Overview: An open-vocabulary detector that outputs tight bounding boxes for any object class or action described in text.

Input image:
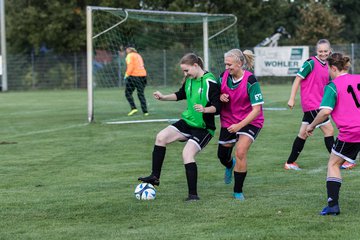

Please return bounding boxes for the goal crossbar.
[86,6,238,123]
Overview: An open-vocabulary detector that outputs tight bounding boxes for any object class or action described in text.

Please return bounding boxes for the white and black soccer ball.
[134,183,156,200]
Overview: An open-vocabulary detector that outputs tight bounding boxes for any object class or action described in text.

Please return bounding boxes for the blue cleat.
[320,205,340,216]
[233,192,245,201]
[224,158,235,184]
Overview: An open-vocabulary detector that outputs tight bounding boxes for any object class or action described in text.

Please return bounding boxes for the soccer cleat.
[233,192,245,201]
[138,174,160,186]
[144,112,149,116]
[127,109,138,116]
[224,157,235,184]
[284,162,301,170]
[340,161,356,170]
[185,194,200,202]
[320,205,340,216]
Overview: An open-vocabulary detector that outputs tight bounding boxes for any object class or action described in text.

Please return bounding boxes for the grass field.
[1,85,360,240]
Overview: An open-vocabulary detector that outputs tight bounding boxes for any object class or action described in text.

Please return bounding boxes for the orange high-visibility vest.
[125,52,147,77]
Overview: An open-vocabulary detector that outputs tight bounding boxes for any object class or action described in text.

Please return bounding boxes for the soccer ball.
[134,183,156,200]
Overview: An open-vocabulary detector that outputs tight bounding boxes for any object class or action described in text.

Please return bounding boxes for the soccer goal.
[86,6,239,123]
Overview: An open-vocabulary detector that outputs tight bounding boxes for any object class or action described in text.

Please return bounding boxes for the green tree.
[5,0,142,54]
[331,0,360,43]
[292,1,344,44]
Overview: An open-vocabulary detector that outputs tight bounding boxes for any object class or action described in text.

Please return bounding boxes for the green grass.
[1,85,360,240]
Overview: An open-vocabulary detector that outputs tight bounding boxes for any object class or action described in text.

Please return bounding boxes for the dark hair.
[327,52,351,71]
[180,53,204,70]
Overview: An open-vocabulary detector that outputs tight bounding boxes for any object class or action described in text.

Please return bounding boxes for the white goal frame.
[86,6,237,123]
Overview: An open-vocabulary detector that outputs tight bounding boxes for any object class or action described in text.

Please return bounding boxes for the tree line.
[5,0,359,54]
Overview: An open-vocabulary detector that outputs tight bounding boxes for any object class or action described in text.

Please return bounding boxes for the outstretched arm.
[153,91,177,101]
[305,108,332,136]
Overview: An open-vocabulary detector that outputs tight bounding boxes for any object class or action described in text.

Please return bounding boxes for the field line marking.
[104,119,179,125]
[307,165,327,174]
[10,123,88,138]
[263,107,287,111]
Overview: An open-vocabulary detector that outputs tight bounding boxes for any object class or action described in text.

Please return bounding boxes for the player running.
[217,49,264,200]
[305,53,360,215]
[285,39,335,170]
[138,53,221,201]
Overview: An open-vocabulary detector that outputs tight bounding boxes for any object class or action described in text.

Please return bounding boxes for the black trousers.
[125,76,148,113]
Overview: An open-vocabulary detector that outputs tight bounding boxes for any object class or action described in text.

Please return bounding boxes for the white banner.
[254,46,309,76]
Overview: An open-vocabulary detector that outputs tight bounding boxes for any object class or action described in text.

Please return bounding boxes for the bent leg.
[320,122,334,153]
[150,126,187,180]
[217,143,234,168]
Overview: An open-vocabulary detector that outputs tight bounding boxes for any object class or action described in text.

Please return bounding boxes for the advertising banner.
[254,46,309,76]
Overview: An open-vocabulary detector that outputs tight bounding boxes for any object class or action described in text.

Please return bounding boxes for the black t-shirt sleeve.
[207,81,221,114]
[174,82,186,101]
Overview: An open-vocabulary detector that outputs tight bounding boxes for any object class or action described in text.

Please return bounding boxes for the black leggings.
[125,76,148,113]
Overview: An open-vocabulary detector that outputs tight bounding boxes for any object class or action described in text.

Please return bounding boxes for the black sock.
[287,136,306,164]
[151,145,166,179]
[234,171,247,193]
[185,162,198,196]
[324,136,334,153]
[326,178,342,207]
[217,145,233,169]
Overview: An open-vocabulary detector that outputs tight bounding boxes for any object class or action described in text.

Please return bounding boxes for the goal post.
[86,6,238,123]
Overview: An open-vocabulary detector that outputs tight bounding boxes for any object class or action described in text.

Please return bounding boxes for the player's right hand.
[287,99,295,109]
[153,91,163,100]
[220,93,229,102]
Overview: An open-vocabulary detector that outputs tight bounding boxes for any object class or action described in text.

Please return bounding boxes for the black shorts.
[171,119,212,150]
[302,109,330,126]
[218,124,261,144]
[332,138,360,163]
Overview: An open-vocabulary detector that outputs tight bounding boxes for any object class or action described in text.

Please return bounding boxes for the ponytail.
[180,53,204,70]
[224,49,255,70]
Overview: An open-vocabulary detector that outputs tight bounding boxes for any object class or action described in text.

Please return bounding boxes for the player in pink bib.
[217,49,264,201]
[306,53,360,215]
[285,39,334,170]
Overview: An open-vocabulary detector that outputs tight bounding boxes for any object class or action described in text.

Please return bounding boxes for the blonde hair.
[126,47,137,53]
[224,49,255,70]
[316,39,331,50]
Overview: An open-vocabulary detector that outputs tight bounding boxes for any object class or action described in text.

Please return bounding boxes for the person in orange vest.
[124,45,149,116]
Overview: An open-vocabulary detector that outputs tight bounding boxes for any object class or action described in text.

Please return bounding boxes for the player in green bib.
[138,53,221,201]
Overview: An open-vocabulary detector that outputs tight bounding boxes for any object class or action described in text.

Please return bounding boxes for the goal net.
[86,6,239,123]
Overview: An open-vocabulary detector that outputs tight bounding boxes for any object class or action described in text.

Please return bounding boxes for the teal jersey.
[175,72,221,136]
[297,59,314,79]
[320,82,337,109]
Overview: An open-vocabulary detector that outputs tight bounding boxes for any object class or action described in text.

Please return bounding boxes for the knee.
[235,149,247,161]
[155,131,167,145]
[325,128,334,136]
